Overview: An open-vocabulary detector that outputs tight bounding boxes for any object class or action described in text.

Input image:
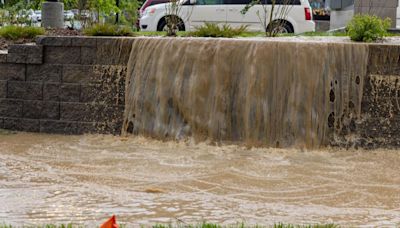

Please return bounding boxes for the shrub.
[347,14,391,42]
[83,23,134,36]
[0,26,45,40]
[189,23,248,38]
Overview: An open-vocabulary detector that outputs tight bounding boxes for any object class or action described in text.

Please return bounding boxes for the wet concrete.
[0,133,399,226]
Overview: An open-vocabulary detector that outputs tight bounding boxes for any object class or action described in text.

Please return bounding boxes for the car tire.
[157,16,185,32]
[268,20,294,34]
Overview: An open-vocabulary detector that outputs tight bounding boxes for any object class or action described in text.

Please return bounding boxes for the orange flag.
[100,215,119,228]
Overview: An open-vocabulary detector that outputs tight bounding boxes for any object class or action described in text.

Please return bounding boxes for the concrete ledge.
[36,36,72,46]
[71,37,97,47]
[37,36,135,65]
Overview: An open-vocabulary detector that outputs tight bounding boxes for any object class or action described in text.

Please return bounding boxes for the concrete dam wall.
[0,36,399,148]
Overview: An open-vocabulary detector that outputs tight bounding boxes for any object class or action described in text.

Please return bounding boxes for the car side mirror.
[190,0,196,5]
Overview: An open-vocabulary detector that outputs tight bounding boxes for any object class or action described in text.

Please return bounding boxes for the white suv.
[140,0,315,33]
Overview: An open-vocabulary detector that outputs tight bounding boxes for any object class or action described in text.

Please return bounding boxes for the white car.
[64,10,75,20]
[140,0,315,33]
[32,10,42,22]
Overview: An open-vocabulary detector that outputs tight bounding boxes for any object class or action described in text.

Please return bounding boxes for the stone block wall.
[0,37,134,134]
[358,44,400,148]
[1,36,400,149]
[331,44,400,148]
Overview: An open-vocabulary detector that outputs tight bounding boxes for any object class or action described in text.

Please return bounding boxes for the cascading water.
[122,38,369,148]
[2,37,400,226]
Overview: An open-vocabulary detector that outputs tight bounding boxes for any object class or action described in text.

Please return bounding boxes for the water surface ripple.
[0,133,399,226]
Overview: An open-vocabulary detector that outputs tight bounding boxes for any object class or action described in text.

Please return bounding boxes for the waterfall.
[122,37,369,148]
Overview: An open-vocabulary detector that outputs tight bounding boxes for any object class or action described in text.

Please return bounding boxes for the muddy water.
[123,38,369,148]
[1,133,399,226]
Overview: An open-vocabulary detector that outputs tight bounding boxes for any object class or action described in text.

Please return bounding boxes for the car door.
[225,0,267,31]
[188,0,227,30]
[397,0,400,28]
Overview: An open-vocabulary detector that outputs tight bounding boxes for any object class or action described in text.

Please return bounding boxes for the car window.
[196,0,223,5]
[262,0,301,4]
[149,0,169,6]
[224,0,300,4]
[224,0,251,4]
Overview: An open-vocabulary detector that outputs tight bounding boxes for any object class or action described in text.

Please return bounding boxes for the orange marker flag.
[100,215,119,228]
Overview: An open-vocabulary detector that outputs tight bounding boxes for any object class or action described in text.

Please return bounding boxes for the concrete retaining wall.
[0,36,399,148]
[0,37,134,134]
[359,44,400,148]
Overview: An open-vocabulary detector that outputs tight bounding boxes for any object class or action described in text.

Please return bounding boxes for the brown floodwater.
[123,38,369,148]
[0,132,399,227]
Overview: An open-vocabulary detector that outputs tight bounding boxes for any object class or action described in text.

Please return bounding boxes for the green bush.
[0,26,45,40]
[83,23,134,36]
[189,23,248,38]
[347,14,391,42]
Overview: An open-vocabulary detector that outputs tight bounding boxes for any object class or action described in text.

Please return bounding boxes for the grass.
[0,223,338,228]
[0,26,45,40]
[132,30,400,38]
[152,223,338,228]
[300,31,347,37]
[1,24,399,40]
[272,224,338,228]
[188,23,249,38]
[133,31,187,37]
[83,24,134,37]
[347,14,391,42]
[131,31,346,38]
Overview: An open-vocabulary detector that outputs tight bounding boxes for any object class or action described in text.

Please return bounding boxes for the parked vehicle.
[15,9,35,23]
[137,0,170,29]
[32,10,41,22]
[140,0,315,33]
[64,10,75,20]
[397,1,400,28]
[140,0,171,16]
